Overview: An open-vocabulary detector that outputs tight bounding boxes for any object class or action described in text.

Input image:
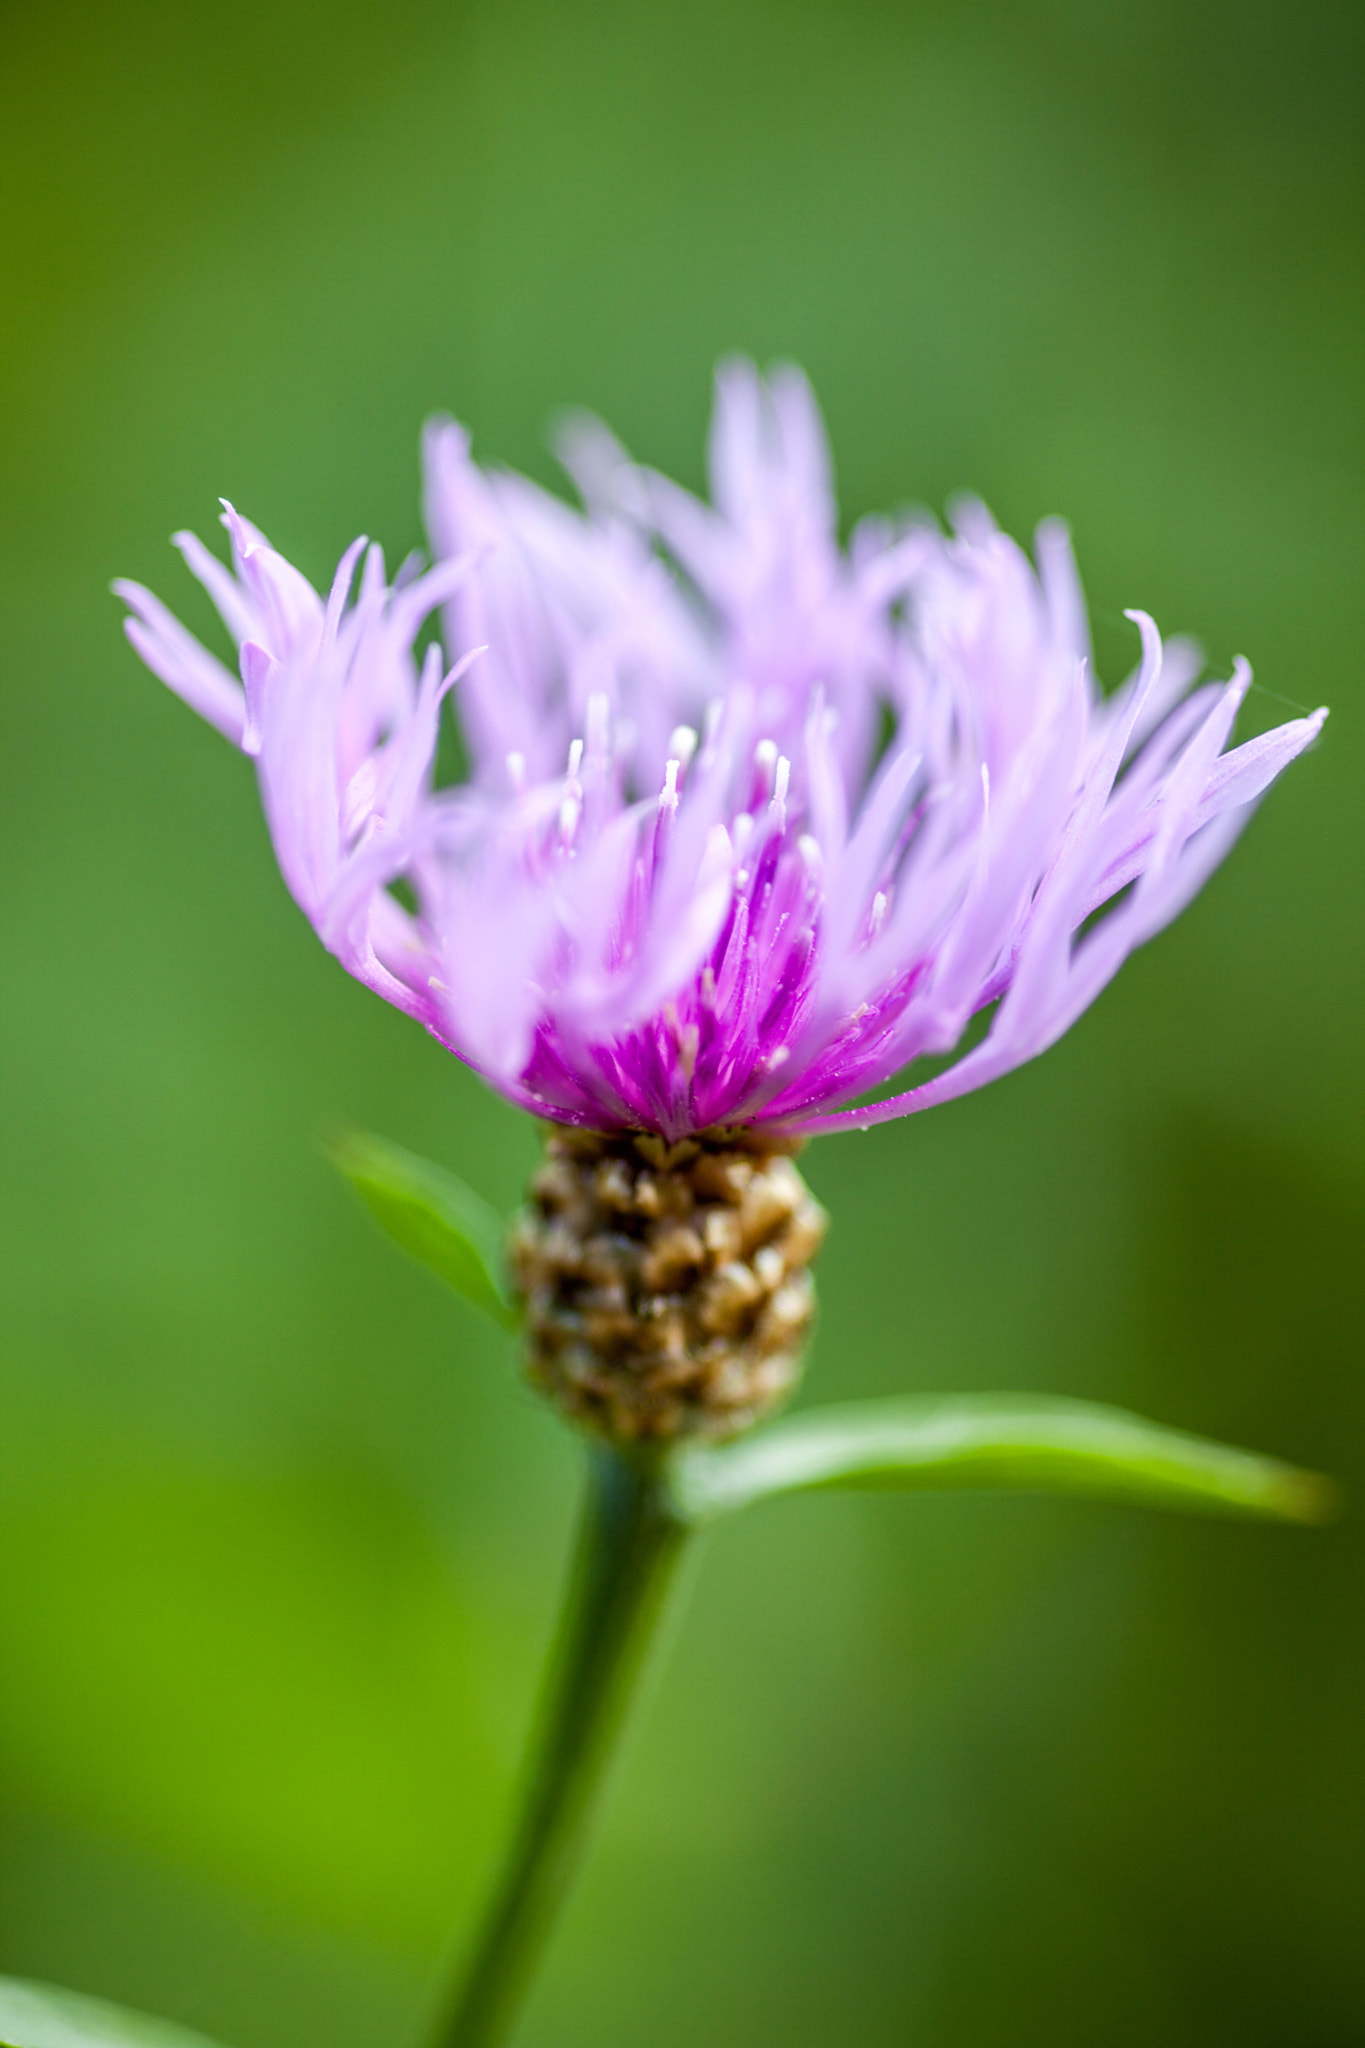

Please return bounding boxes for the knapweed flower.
[106,369,1336,2048]
[117,361,1325,1147]
[118,364,1324,1437]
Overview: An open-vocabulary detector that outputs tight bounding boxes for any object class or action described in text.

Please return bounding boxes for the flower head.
[118,363,1324,1141]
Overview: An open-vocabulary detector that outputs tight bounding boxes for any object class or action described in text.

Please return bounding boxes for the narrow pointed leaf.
[325,1127,517,1328]
[0,1977,229,2048]
[668,1393,1337,1526]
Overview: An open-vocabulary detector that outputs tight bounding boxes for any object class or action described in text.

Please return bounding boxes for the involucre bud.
[511,1128,828,1443]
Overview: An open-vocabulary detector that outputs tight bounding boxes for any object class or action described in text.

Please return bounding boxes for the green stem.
[431,1444,693,2048]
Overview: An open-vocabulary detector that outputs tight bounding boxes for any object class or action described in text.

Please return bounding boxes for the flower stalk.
[432,1443,693,2048]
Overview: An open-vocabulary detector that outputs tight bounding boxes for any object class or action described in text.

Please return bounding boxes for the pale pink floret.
[118,364,1325,1140]
[116,506,475,1030]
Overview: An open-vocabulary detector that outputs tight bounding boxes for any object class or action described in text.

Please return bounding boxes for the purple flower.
[118,363,1324,1141]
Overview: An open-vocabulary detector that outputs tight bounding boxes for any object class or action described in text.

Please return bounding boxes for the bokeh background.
[2,2,1362,2043]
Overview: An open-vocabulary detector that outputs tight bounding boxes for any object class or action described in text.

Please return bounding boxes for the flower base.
[511,1127,828,1442]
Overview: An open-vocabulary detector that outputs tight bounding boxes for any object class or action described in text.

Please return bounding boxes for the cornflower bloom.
[118,361,1323,1150]
[113,364,1332,2048]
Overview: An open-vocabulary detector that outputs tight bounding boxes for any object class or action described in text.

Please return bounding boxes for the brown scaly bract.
[511,1128,828,1442]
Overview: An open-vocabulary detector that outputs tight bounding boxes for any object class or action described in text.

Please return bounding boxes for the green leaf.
[324,1127,518,1329]
[0,1977,230,2048]
[668,1393,1338,1527]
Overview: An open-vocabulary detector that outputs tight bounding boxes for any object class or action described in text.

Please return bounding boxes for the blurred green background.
[1,1,1361,2043]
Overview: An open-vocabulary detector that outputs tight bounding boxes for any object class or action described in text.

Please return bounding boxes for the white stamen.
[660,759,680,809]
[566,737,584,780]
[667,724,698,768]
[665,1004,700,1083]
[773,755,790,808]
[755,738,778,786]
[560,793,581,841]
[870,890,888,936]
